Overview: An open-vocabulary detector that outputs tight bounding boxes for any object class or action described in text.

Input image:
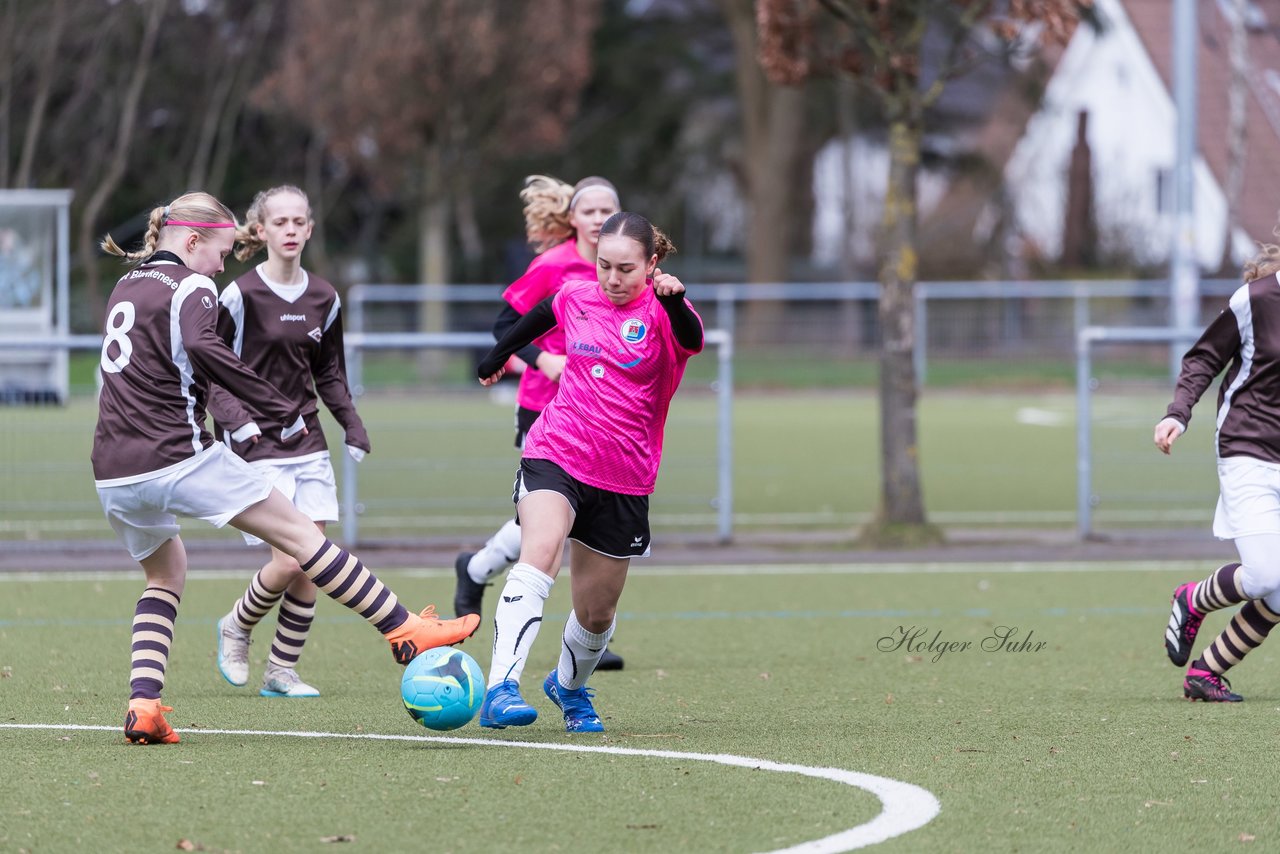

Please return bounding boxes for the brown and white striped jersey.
[1166,273,1280,463]
[91,257,302,485]
[208,266,368,463]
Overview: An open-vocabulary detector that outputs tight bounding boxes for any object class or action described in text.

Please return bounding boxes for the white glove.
[347,445,367,463]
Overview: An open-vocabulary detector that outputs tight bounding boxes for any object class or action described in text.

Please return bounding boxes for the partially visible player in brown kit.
[1158,221,1280,702]
[93,191,478,745]
[206,185,370,700]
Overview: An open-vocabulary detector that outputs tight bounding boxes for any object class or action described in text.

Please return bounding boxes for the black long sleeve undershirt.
[478,297,557,379]
[477,288,703,380]
[491,302,545,366]
[656,290,703,351]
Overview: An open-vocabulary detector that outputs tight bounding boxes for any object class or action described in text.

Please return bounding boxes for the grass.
[3,562,1280,851]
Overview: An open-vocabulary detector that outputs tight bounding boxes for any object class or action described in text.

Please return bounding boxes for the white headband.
[569,185,620,212]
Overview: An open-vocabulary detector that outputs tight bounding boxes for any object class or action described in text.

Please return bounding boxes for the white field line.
[0,560,1219,583]
[0,723,939,853]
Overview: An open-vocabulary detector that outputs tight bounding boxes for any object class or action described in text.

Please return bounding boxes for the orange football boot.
[386,605,480,664]
[124,698,180,744]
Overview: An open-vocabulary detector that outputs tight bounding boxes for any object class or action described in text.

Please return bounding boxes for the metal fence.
[0,278,1248,549]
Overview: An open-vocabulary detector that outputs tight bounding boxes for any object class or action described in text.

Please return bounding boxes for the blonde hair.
[1243,217,1280,282]
[234,185,311,262]
[101,191,236,264]
[520,174,619,254]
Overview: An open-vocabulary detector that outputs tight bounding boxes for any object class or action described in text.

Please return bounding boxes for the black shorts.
[513,406,541,450]
[514,457,651,559]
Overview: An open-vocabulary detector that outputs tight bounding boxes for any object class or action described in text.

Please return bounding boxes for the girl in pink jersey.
[94,192,477,744]
[473,212,703,732]
[207,185,371,699]
[453,174,626,670]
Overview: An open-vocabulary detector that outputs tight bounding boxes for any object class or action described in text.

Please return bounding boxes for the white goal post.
[1075,325,1202,539]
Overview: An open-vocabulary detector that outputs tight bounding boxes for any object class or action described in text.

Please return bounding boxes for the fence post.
[1075,326,1094,540]
[716,286,736,543]
[913,290,927,386]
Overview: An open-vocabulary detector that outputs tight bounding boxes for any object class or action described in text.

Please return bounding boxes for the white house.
[812,0,1279,275]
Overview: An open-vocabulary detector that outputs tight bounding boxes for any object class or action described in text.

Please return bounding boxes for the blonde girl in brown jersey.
[95,192,477,744]
[1157,222,1280,703]
[210,185,371,699]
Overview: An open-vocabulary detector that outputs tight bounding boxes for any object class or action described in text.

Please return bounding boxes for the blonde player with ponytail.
[93,191,477,743]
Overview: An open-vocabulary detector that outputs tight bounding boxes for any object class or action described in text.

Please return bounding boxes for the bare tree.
[719,0,807,290]
[77,0,167,320]
[759,0,1089,540]
[255,0,599,287]
[14,0,67,188]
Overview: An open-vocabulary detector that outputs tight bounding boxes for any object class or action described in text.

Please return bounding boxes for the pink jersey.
[501,240,594,412]
[522,278,703,494]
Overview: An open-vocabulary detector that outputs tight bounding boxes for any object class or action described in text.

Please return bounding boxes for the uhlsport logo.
[620,318,647,343]
[591,364,605,379]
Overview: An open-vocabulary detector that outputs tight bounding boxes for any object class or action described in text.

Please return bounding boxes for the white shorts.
[239,454,338,546]
[97,444,273,561]
[1213,456,1280,539]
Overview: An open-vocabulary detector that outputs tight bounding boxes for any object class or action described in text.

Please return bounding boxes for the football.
[400,647,485,731]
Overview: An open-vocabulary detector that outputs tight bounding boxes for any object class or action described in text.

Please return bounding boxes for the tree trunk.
[76,0,166,324]
[0,0,15,187]
[417,142,451,378]
[14,0,67,188]
[720,0,805,344]
[874,117,931,532]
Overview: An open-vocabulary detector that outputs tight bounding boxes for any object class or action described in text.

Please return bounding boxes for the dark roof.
[1123,0,1280,242]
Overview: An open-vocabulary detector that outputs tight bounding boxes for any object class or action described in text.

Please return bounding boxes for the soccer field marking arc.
[0,722,940,853]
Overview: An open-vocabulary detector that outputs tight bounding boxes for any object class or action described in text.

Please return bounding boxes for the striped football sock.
[267,591,317,669]
[229,569,286,633]
[129,587,180,700]
[1195,599,1280,675]
[300,539,408,634]
[1191,563,1246,614]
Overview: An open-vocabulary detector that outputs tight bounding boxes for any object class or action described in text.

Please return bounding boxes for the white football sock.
[556,611,614,691]
[467,518,523,584]
[487,562,554,689]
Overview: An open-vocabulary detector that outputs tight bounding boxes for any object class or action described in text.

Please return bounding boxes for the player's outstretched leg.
[454,518,522,617]
[298,540,479,663]
[1166,563,1246,666]
[232,494,480,665]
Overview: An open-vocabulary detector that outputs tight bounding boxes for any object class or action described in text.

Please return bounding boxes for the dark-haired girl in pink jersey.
[473,211,703,732]
[454,174,625,670]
